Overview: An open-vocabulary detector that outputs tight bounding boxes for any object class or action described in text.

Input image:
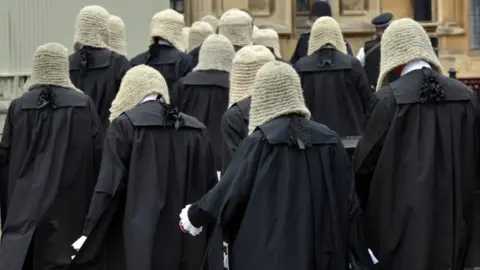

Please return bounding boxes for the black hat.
[310,1,332,21]
[371,12,393,28]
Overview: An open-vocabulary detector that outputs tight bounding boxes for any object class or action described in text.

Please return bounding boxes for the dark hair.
[310,1,332,21]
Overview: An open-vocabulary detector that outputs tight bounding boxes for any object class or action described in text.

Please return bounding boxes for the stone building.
[179,0,479,78]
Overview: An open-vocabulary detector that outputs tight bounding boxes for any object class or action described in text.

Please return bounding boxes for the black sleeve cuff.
[188,203,216,228]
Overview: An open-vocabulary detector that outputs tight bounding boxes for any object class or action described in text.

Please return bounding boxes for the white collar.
[401,60,431,77]
[141,94,159,104]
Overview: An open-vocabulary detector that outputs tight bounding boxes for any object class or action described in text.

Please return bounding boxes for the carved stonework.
[341,0,365,10]
[340,0,368,15]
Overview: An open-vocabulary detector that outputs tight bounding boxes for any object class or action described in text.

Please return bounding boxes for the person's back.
[69,6,131,131]
[354,19,476,270]
[0,43,102,270]
[295,17,371,137]
[130,9,193,99]
[219,45,275,173]
[175,34,235,171]
[181,61,374,270]
[70,65,222,270]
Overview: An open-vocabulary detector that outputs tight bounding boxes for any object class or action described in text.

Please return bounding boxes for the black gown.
[174,70,230,171]
[188,116,374,270]
[353,69,477,270]
[130,41,194,101]
[68,100,223,270]
[69,47,131,130]
[290,32,354,64]
[0,86,103,270]
[188,46,201,68]
[294,48,372,137]
[220,96,250,173]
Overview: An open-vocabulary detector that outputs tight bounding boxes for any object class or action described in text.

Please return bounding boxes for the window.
[471,0,480,49]
[296,0,329,12]
[170,0,184,13]
[296,0,311,11]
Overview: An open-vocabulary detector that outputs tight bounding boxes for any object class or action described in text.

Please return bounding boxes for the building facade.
[181,0,478,78]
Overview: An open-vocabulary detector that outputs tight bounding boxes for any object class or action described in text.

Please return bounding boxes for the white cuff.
[368,249,379,264]
[179,204,203,236]
[72,235,87,251]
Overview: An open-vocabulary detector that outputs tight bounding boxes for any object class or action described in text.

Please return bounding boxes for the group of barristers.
[0,1,477,270]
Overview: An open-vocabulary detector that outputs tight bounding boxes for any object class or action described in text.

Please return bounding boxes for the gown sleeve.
[351,59,374,111]
[220,108,246,172]
[87,98,104,177]
[290,35,307,64]
[83,117,132,235]
[353,92,394,209]
[334,147,374,269]
[114,56,132,93]
[188,136,262,242]
[0,100,15,227]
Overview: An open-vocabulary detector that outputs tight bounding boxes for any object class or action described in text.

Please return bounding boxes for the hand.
[179,221,188,233]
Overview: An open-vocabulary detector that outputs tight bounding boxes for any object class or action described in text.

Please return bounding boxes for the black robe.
[174,70,230,171]
[188,116,374,270]
[290,32,354,64]
[353,69,477,270]
[69,47,131,130]
[294,48,372,137]
[130,42,194,101]
[220,96,250,173]
[69,100,223,270]
[188,46,201,68]
[0,86,103,270]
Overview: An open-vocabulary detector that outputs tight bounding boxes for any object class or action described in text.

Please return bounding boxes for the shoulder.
[111,51,131,65]
[179,112,207,129]
[223,104,242,119]
[371,86,396,108]
[299,32,310,40]
[130,51,148,65]
[222,104,243,125]
[440,74,472,92]
[293,53,316,68]
[348,55,365,71]
[364,39,379,51]
[178,50,194,63]
[68,51,79,62]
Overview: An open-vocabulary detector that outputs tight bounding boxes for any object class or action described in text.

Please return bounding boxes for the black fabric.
[353,69,477,269]
[68,101,223,270]
[188,116,374,270]
[69,47,131,131]
[174,70,230,171]
[290,32,354,65]
[294,48,372,137]
[233,45,244,53]
[371,13,393,27]
[130,41,194,102]
[310,0,332,20]
[220,97,250,174]
[188,46,201,68]
[412,0,432,21]
[0,86,103,270]
[363,36,382,89]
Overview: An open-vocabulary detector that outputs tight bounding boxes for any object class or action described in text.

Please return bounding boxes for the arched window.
[170,0,184,13]
[471,0,480,49]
